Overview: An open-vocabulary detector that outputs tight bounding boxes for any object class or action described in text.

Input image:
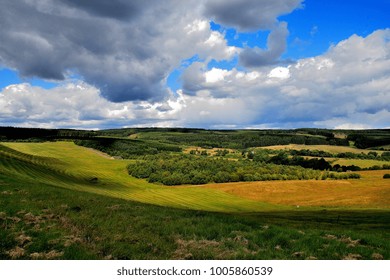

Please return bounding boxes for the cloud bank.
[0,0,302,102]
[0,0,389,129]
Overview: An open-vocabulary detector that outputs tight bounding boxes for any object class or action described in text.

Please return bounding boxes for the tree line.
[74,138,181,158]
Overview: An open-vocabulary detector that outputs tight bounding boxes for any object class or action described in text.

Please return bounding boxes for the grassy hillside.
[2,174,389,260]
[1,141,389,260]
[0,142,280,212]
[2,142,388,210]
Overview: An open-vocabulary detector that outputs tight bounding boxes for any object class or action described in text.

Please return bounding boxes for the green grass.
[1,141,389,260]
[1,173,389,260]
[0,142,282,212]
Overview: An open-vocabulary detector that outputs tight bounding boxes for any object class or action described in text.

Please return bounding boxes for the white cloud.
[205,68,230,83]
[0,0,304,101]
[0,1,388,129]
[268,67,290,79]
[0,0,239,102]
[180,29,390,128]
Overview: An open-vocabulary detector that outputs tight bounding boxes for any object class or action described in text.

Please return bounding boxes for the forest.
[74,138,181,158]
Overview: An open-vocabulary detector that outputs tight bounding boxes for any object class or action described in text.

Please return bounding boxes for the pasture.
[258,144,383,155]
[0,142,279,212]
[1,140,389,260]
[206,170,390,208]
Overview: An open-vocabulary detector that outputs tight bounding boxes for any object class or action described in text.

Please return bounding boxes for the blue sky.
[0,0,389,129]
[167,0,390,99]
[283,0,390,58]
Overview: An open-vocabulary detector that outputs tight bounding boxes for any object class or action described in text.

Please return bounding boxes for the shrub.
[384,174,390,179]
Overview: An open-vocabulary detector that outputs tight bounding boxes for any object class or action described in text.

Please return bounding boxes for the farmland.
[258,144,384,155]
[0,127,389,260]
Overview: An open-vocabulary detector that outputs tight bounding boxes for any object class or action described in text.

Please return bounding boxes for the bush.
[384,174,390,179]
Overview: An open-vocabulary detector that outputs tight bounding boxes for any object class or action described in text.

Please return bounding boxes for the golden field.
[205,170,390,208]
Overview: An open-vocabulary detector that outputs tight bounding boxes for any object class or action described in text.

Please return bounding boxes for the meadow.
[258,144,382,154]
[0,128,389,260]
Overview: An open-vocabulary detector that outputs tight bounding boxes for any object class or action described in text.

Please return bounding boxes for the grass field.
[2,141,389,211]
[0,142,280,212]
[331,159,387,168]
[1,141,389,260]
[205,170,390,208]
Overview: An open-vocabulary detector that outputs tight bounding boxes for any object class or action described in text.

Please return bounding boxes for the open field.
[259,144,384,155]
[331,159,388,168]
[2,176,389,260]
[1,140,389,260]
[2,142,389,211]
[205,170,390,208]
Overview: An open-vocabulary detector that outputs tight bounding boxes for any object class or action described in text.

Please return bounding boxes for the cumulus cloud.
[0,1,389,129]
[1,27,389,130]
[204,0,302,67]
[0,0,235,102]
[180,29,390,128]
[0,82,184,129]
[0,0,302,102]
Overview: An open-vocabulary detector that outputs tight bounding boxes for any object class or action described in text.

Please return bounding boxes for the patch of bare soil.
[30,250,64,259]
[173,238,226,259]
[343,253,362,260]
[6,246,25,259]
[323,234,361,248]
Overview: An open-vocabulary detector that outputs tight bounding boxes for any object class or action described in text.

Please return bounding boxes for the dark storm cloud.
[0,0,175,102]
[203,0,303,31]
[59,0,143,20]
[0,0,303,102]
[239,22,289,67]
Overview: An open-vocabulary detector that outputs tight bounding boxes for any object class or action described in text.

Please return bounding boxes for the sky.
[0,0,389,130]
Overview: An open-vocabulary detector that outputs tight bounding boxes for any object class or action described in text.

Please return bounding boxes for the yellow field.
[205,170,390,208]
[2,142,389,212]
[259,144,383,155]
[183,146,238,156]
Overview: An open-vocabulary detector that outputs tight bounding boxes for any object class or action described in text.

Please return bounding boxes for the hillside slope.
[0,142,279,212]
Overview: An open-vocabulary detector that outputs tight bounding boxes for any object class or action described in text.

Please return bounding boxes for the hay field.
[259,144,383,155]
[205,170,390,209]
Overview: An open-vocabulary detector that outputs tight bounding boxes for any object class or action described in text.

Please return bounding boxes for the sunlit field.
[258,144,384,155]
[0,142,280,212]
[1,140,389,260]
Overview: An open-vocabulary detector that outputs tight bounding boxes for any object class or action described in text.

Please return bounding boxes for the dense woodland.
[127,154,360,185]
[134,129,351,149]
[287,149,390,161]
[0,127,96,141]
[74,138,181,158]
[1,126,389,149]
